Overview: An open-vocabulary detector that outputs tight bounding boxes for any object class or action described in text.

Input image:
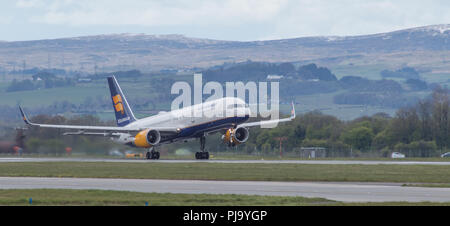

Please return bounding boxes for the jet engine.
[222,127,249,146]
[133,129,161,148]
[111,133,134,146]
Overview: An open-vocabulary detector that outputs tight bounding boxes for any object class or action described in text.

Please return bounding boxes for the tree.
[297,64,337,81]
[394,141,437,157]
[389,107,420,144]
[293,124,306,145]
[261,143,272,154]
[416,99,433,141]
[372,130,394,150]
[341,127,374,151]
[431,86,449,149]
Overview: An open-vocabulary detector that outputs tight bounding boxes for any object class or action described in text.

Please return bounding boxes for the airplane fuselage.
[116,97,250,146]
[19,76,294,160]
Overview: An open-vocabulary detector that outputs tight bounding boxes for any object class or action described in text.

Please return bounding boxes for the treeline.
[202,61,430,108]
[203,61,342,97]
[6,69,142,93]
[203,61,337,82]
[333,92,419,108]
[10,86,448,157]
[333,75,427,107]
[242,87,448,157]
[381,67,421,79]
[89,70,142,80]
[3,61,434,109]
[6,72,75,92]
[8,67,67,75]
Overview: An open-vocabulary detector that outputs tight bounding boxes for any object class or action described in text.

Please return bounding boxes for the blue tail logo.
[108,76,137,127]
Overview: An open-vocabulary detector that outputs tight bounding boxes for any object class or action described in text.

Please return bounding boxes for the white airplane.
[19,76,295,160]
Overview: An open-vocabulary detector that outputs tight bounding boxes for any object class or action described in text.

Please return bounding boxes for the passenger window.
[228,104,244,109]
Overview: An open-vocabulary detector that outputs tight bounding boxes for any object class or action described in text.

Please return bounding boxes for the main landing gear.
[195,135,209,160]
[146,147,160,160]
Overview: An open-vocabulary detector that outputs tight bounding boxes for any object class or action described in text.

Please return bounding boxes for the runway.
[1,157,450,165]
[0,177,449,203]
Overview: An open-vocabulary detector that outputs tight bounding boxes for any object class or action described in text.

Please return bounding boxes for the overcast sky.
[1,0,449,41]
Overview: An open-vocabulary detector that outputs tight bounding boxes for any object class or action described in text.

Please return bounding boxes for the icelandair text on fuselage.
[183,209,267,223]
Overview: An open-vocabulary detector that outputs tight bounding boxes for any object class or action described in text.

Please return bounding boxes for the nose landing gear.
[195,135,209,160]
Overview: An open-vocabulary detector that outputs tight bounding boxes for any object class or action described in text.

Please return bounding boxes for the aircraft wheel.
[195,152,209,160]
[147,151,160,160]
[150,152,160,160]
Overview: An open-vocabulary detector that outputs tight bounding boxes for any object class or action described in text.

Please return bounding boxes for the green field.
[290,91,397,120]
[0,80,161,107]
[0,82,8,92]
[0,162,449,183]
[0,71,399,121]
[0,68,446,123]
[0,74,184,107]
[329,64,450,85]
[0,189,335,206]
[1,189,448,206]
[1,69,434,121]
[1,85,108,107]
[329,64,386,80]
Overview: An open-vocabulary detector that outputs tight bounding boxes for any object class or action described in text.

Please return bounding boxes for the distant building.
[266,74,284,80]
[78,78,92,83]
[296,147,326,158]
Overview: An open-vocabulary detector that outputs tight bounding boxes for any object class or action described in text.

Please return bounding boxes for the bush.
[381,67,420,79]
[341,127,374,152]
[394,141,438,157]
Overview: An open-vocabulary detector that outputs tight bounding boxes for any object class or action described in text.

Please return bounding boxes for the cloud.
[15,0,43,8]
[0,14,13,25]
[8,0,450,41]
[29,0,288,27]
[257,0,450,39]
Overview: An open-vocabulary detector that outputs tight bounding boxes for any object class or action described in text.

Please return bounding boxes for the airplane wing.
[19,107,178,134]
[237,102,296,128]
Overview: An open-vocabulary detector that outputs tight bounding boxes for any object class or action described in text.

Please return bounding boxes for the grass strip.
[1,189,449,206]
[0,162,449,183]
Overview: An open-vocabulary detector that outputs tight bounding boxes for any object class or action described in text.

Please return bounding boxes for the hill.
[0,25,449,76]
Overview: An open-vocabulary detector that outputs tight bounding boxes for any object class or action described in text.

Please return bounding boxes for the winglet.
[290,101,296,119]
[19,106,32,125]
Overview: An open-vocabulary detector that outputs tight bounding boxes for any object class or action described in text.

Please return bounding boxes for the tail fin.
[19,106,32,125]
[107,76,137,127]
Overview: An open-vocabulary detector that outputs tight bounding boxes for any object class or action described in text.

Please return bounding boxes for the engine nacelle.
[133,129,161,148]
[222,127,249,146]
